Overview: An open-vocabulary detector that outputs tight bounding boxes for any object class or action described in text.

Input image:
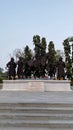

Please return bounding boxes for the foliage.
[33,35,41,57]
[48,41,56,63]
[33,35,40,44]
[0,76,3,83]
[23,45,32,61]
[41,37,47,56]
[33,35,47,58]
[22,45,33,71]
[71,77,73,86]
[63,37,73,79]
[0,67,7,82]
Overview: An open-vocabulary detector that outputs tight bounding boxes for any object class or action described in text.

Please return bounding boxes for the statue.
[6,57,16,80]
[17,57,24,79]
[56,57,65,80]
[24,42,46,78]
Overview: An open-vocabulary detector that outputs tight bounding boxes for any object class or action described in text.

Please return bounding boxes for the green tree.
[0,68,7,82]
[41,37,47,56]
[47,41,56,78]
[33,35,40,44]
[63,37,73,79]
[33,35,41,58]
[48,41,56,63]
[23,45,32,62]
[0,68,4,76]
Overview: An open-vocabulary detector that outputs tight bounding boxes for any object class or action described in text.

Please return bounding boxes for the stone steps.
[1,102,73,107]
[0,128,71,130]
[0,103,73,129]
[0,121,73,128]
[0,108,73,114]
[1,114,73,120]
[0,91,73,129]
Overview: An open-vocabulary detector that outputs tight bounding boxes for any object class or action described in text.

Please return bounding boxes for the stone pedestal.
[44,80,71,91]
[2,80,71,91]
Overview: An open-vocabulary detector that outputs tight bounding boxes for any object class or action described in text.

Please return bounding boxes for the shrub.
[71,77,73,86]
[0,77,3,83]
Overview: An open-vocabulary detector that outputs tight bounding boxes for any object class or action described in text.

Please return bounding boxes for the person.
[17,57,24,79]
[57,57,65,80]
[6,57,16,80]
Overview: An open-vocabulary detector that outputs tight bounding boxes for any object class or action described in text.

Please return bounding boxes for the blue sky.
[0,0,73,70]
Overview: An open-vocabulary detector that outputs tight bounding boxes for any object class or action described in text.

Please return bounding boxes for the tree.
[23,45,32,62]
[33,35,41,58]
[47,41,56,78]
[63,37,73,79]
[33,35,40,44]
[48,41,56,63]
[0,68,8,81]
[41,37,47,56]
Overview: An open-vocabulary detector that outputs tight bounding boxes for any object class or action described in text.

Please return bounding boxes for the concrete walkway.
[0,91,73,103]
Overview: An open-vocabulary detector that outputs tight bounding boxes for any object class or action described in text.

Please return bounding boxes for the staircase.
[0,102,73,129]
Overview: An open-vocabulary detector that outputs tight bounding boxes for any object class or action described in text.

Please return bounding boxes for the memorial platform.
[3,79,71,91]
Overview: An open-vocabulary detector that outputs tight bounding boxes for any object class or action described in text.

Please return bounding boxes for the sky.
[0,0,73,70]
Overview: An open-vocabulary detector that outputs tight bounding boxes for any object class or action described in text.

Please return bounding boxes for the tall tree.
[47,41,56,78]
[48,41,56,63]
[41,37,47,56]
[23,45,32,62]
[63,37,73,79]
[33,35,41,58]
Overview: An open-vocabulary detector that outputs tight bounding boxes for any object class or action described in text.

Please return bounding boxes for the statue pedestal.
[2,80,71,91]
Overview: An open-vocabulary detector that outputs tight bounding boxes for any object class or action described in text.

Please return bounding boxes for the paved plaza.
[0,91,73,104]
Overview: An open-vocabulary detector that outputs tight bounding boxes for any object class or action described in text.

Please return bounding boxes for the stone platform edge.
[2,79,71,91]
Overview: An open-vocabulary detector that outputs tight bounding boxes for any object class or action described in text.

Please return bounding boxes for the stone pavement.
[0,91,73,103]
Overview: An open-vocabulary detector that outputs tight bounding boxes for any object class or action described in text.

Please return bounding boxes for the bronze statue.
[6,57,16,80]
[57,57,65,80]
[17,57,24,79]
